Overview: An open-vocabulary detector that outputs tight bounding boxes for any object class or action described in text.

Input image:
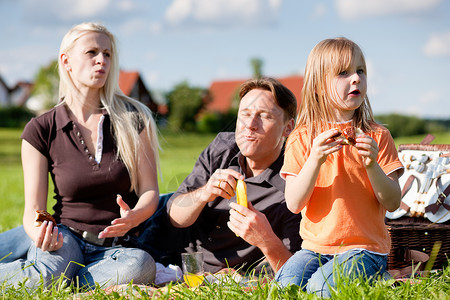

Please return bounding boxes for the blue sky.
[1,0,449,118]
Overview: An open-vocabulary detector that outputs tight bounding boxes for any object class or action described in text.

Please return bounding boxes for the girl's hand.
[310,129,343,165]
[98,195,136,238]
[35,221,64,252]
[355,134,379,168]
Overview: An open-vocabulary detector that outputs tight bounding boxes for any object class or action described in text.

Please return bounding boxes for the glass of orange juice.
[181,252,204,287]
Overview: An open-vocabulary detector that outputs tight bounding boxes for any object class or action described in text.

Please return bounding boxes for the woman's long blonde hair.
[58,22,159,192]
[297,37,375,149]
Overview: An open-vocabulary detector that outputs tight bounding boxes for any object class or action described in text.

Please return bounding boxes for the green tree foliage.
[196,111,237,133]
[167,81,206,131]
[0,106,34,127]
[250,57,263,79]
[32,59,59,108]
[375,114,427,137]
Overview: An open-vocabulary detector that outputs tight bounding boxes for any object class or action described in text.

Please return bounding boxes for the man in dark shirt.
[1,78,301,275]
[137,77,301,273]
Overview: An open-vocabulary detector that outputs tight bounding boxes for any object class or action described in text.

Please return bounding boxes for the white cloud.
[406,91,445,118]
[22,0,111,22]
[365,60,379,96]
[419,90,440,105]
[310,3,327,20]
[335,0,442,20]
[164,0,282,28]
[423,31,450,57]
[0,44,55,85]
[61,0,111,20]
[22,0,141,24]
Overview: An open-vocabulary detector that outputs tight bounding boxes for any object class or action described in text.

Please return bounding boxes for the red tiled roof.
[278,75,303,108]
[206,75,303,113]
[208,79,245,113]
[119,70,139,96]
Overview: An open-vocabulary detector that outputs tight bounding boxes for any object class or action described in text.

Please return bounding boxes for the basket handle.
[388,248,429,278]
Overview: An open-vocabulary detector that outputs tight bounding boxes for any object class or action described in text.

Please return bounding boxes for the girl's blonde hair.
[58,22,159,192]
[297,37,375,148]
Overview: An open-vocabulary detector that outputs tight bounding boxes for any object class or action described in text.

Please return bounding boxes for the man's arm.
[169,169,244,228]
[227,202,293,272]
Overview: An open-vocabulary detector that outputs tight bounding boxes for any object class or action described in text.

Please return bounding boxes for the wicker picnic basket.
[386,217,449,270]
[385,140,450,271]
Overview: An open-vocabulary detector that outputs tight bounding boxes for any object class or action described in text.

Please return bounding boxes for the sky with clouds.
[1,0,449,118]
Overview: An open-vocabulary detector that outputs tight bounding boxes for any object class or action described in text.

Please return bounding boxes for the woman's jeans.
[0,226,30,262]
[0,225,155,290]
[275,248,388,298]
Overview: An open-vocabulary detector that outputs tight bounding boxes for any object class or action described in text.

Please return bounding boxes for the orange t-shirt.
[281,121,404,254]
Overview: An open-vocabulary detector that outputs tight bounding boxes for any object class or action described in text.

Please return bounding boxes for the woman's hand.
[98,195,136,238]
[34,221,64,252]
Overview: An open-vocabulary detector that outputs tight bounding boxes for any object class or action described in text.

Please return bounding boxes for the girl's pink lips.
[348,89,360,96]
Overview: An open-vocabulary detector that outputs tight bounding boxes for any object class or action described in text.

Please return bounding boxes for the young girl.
[275,37,404,297]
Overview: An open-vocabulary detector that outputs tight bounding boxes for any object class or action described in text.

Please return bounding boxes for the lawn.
[0,127,449,299]
[1,128,450,231]
[0,127,216,231]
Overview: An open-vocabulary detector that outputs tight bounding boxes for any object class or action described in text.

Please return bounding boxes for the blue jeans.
[275,249,387,298]
[0,226,30,262]
[0,225,155,290]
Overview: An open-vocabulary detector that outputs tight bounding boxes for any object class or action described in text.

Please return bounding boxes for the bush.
[167,82,206,132]
[0,106,35,128]
[196,112,237,133]
[375,114,427,138]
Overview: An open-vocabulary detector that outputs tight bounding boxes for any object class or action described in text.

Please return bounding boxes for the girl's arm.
[22,140,63,251]
[285,129,342,214]
[356,136,401,212]
[100,128,160,238]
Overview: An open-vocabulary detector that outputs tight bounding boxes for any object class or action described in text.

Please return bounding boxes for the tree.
[375,114,426,137]
[32,60,59,109]
[250,58,263,79]
[166,81,206,131]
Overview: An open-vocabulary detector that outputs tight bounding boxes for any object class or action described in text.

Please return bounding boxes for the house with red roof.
[119,70,163,115]
[205,75,303,115]
[0,74,34,107]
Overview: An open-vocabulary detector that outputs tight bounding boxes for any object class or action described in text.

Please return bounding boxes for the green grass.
[394,132,450,147]
[0,128,216,231]
[1,128,450,299]
[0,264,449,299]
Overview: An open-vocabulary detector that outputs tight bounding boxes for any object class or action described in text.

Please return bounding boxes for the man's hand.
[227,201,293,271]
[227,202,273,248]
[198,169,244,203]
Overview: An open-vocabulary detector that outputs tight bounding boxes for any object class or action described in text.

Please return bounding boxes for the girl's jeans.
[275,248,388,298]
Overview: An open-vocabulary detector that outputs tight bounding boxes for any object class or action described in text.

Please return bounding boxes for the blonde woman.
[0,22,159,290]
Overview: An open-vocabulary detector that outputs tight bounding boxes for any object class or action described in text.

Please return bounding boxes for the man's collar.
[230,148,285,192]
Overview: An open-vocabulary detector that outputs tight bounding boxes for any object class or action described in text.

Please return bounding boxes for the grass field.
[1,127,449,299]
[0,128,216,231]
[1,128,450,231]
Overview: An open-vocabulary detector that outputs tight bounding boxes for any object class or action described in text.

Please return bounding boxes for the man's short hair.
[239,77,297,121]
